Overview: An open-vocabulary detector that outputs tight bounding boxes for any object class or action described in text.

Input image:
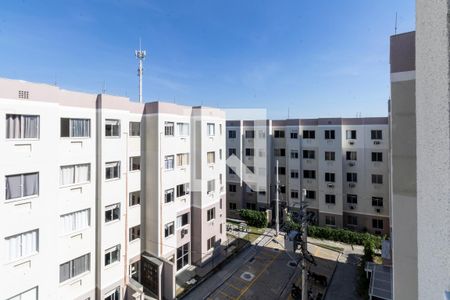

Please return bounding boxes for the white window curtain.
[6,114,39,139]
[60,165,75,185]
[177,123,189,136]
[61,209,90,234]
[71,119,90,137]
[7,230,38,261]
[5,175,21,199]
[23,173,39,197]
[76,164,90,183]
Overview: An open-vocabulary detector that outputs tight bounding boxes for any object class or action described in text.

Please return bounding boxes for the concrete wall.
[416,1,450,298]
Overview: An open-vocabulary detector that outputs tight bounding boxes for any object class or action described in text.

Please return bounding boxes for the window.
[164,155,174,170]
[228,130,236,138]
[347,194,358,204]
[129,191,140,206]
[61,118,90,138]
[165,188,175,203]
[229,184,237,192]
[228,148,236,156]
[325,215,336,226]
[246,203,256,209]
[279,186,286,194]
[105,119,120,137]
[245,148,254,156]
[325,194,336,204]
[59,253,90,283]
[129,261,139,281]
[164,122,174,136]
[371,130,382,140]
[219,173,223,185]
[303,130,315,139]
[347,173,358,182]
[129,225,141,242]
[219,149,223,160]
[347,215,358,226]
[346,151,357,161]
[219,124,223,135]
[274,130,285,138]
[274,148,286,157]
[105,162,120,180]
[105,245,120,266]
[6,114,40,139]
[164,222,174,237]
[303,150,315,159]
[60,209,90,234]
[6,229,38,261]
[291,190,299,199]
[177,123,189,136]
[346,130,356,140]
[207,180,215,194]
[275,167,286,175]
[324,130,335,140]
[325,151,335,161]
[372,197,384,207]
[372,219,384,229]
[177,243,189,270]
[129,156,141,171]
[303,170,316,179]
[325,172,335,182]
[207,152,216,164]
[105,204,120,222]
[207,208,215,221]
[229,202,237,210]
[291,150,299,159]
[129,122,140,136]
[207,123,215,136]
[177,213,189,228]
[291,170,299,178]
[207,236,216,250]
[229,167,236,175]
[104,287,120,300]
[245,130,255,138]
[372,174,383,184]
[372,152,383,162]
[176,153,189,167]
[290,131,298,139]
[5,172,39,200]
[6,287,37,300]
[306,190,316,199]
[60,164,90,186]
[176,183,189,197]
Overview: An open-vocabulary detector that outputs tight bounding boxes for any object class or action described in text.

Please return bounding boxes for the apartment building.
[226,118,390,235]
[0,78,226,300]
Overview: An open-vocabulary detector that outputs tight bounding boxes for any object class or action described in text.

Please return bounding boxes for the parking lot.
[208,236,298,300]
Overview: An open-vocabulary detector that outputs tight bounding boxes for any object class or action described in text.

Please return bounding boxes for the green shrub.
[238,209,268,228]
[306,225,382,249]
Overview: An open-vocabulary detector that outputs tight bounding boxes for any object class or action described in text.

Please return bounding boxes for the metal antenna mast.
[135,39,147,103]
[395,12,398,34]
[275,160,280,236]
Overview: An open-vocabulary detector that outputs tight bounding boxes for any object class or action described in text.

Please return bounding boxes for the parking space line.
[227,283,244,292]
[236,251,282,300]
[219,290,235,300]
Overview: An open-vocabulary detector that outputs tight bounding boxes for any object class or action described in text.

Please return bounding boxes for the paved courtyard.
[208,237,298,300]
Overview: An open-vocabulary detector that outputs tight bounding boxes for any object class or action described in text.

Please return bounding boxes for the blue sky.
[0,0,415,119]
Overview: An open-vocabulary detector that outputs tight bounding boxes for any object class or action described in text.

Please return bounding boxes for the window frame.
[5,172,40,200]
[105,161,120,180]
[5,114,40,140]
[105,119,120,138]
[104,245,121,266]
[129,121,141,137]
[164,222,175,238]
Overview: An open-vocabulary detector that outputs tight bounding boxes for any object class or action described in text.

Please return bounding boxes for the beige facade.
[0,77,226,300]
[226,118,390,235]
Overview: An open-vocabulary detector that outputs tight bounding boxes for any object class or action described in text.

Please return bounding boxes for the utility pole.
[275,160,280,236]
[135,39,147,103]
[301,188,308,300]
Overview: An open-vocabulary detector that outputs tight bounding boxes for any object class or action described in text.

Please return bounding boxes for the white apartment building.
[226,118,390,235]
[0,78,226,300]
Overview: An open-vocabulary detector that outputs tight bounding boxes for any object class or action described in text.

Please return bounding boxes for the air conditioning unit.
[349,141,354,145]
[182,228,188,235]
[349,183,356,188]
[327,183,334,188]
[376,208,381,213]
[349,162,355,167]
[350,205,355,210]
[373,141,381,145]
